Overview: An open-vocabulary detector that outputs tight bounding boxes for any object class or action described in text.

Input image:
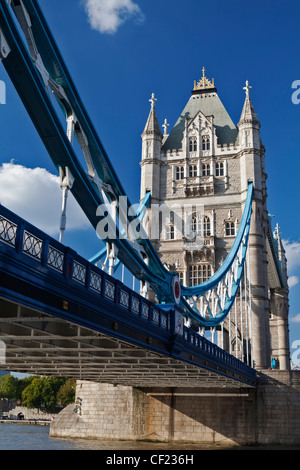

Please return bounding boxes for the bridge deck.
[0,206,257,388]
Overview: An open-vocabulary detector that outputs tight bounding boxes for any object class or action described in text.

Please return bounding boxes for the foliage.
[21,377,66,409]
[57,379,76,407]
[0,375,76,410]
[0,375,18,399]
[15,375,39,401]
[21,377,44,409]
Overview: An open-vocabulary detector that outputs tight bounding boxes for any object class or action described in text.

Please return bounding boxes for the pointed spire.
[238,80,260,127]
[142,93,162,138]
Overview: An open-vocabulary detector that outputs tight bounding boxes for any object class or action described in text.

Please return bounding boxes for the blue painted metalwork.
[89,191,151,269]
[179,182,253,326]
[0,204,257,386]
[0,0,175,302]
[0,0,253,329]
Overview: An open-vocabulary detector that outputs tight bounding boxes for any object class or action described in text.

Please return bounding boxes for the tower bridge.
[0,203,256,388]
[0,0,297,447]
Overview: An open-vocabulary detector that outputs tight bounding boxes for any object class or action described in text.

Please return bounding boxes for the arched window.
[225,221,235,236]
[178,272,184,285]
[176,166,184,180]
[216,162,224,176]
[189,264,212,286]
[203,215,211,237]
[191,214,200,235]
[189,137,197,152]
[165,224,175,240]
[202,163,211,176]
[189,165,197,177]
[190,214,211,237]
[202,135,210,151]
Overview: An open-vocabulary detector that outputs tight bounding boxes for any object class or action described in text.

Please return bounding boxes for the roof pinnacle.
[193,67,215,93]
[243,80,252,98]
[142,93,162,139]
[149,93,157,109]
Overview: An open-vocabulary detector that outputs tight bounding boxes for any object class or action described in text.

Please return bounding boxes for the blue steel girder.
[179,182,253,327]
[0,204,257,386]
[0,0,253,328]
[0,0,176,302]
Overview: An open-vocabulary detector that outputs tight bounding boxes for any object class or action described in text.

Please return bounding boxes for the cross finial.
[149,93,157,109]
[243,80,252,98]
[202,66,206,78]
[162,118,169,136]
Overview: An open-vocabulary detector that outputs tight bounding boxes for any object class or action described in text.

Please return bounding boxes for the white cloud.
[0,163,90,236]
[288,275,299,289]
[291,313,300,323]
[82,0,144,34]
[283,239,300,273]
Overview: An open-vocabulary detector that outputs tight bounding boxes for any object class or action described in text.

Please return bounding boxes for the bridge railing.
[0,204,256,381]
[0,204,171,332]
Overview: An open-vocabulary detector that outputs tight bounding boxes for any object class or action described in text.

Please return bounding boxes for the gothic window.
[202,163,210,176]
[191,214,199,234]
[189,137,197,152]
[165,224,175,240]
[176,166,184,180]
[190,214,211,237]
[203,215,211,237]
[216,162,224,176]
[178,272,184,284]
[225,221,235,236]
[189,264,212,286]
[189,165,197,177]
[202,135,210,151]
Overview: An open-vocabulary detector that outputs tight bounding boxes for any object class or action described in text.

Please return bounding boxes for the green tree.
[0,375,17,399]
[41,377,66,409]
[21,376,66,410]
[57,379,76,407]
[21,377,44,409]
[15,376,39,401]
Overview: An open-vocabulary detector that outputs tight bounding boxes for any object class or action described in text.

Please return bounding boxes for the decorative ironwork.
[152,309,159,325]
[193,67,215,91]
[120,290,129,309]
[23,231,42,260]
[105,280,115,300]
[72,260,86,284]
[90,271,102,293]
[131,297,140,314]
[0,216,17,246]
[141,303,149,319]
[161,314,167,329]
[48,246,64,272]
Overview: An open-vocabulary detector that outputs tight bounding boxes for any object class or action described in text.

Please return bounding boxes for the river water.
[0,423,298,453]
[0,423,230,451]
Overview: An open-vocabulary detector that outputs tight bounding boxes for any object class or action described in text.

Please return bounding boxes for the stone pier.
[50,370,300,446]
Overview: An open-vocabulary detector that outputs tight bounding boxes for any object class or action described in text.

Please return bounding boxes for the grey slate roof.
[162,92,238,151]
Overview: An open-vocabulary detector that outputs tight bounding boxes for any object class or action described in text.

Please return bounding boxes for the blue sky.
[0,0,299,356]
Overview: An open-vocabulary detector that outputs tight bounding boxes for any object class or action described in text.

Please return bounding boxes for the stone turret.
[238,80,271,369]
[269,224,290,370]
[140,93,163,204]
[139,72,290,371]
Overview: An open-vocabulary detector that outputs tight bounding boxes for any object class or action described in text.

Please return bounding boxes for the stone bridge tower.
[140,69,290,370]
